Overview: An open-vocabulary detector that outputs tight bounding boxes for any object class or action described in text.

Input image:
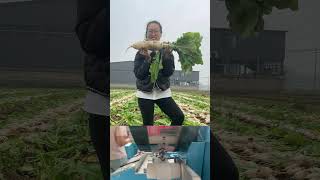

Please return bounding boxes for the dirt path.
[0,98,83,139]
[110,93,136,107]
[215,127,320,180]
[214,107,320,141]
[213,95,320,180]
[177,103,210,124]
[174,94,210,106]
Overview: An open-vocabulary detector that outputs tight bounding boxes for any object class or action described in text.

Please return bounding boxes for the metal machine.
[111,126,210,180]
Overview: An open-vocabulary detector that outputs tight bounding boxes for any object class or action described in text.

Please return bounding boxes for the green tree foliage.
[224,0,299,37]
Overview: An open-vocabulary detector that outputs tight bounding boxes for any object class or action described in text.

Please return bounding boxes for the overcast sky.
[110,0,210,86]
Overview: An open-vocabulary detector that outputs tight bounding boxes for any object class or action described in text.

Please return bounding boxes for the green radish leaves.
[172,32,203,72]
[149,51,162,83]
[144,32,204,82]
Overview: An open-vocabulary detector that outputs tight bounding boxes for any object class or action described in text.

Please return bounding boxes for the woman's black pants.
[88,113,108,180]
[138,97,184,125]
[212,133,239,180]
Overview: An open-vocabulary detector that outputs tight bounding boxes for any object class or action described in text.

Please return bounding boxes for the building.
[212,0,320,91]
[110,61,199,86]
[212,28,286,77]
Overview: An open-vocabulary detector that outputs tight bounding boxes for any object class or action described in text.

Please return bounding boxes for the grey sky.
[110,0,210,87]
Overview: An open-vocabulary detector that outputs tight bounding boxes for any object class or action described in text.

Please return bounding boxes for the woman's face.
[146,23,162,41]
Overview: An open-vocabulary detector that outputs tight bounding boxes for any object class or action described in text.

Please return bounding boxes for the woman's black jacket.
[134,49,175,92]
[75,0,108,96]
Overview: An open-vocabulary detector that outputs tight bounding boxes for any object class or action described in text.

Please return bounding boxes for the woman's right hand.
[139,49,151,62]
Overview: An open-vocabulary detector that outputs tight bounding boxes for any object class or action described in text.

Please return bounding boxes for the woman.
[75,0,108,179]
[133,20,184,126]
[110,126,131,173]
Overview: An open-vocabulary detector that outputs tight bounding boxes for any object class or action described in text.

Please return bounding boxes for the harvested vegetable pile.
[129,32,203,82]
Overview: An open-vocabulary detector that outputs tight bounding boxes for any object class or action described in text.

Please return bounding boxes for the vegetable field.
[212,93,320,180]
[0,88,103,179]
[111,88,210,126]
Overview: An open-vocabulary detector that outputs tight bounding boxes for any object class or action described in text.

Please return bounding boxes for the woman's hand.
[164,47,172,54]
[163,47,173,60]
[162,41,172,59]
[139,49,151,62]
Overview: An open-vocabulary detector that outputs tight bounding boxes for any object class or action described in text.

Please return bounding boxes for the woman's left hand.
[164,47,172,54]
[163,46,172,59]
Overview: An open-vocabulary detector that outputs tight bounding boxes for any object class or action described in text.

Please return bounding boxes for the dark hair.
[145,20,162,38]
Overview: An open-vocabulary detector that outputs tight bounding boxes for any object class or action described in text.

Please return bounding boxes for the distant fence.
[0,69,84,88]
[285,48,320,90]
[212,48,320,92]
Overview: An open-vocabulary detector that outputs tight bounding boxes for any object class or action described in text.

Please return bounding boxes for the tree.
[224,0,299,37]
